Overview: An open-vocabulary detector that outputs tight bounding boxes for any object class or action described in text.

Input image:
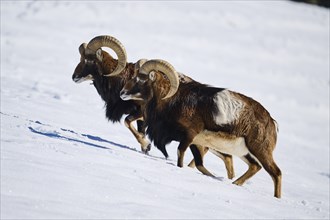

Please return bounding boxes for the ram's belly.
[192,130,249,157]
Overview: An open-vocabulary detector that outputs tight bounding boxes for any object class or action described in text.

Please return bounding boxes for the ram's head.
[120,59,179,101]
[72,35,127,83]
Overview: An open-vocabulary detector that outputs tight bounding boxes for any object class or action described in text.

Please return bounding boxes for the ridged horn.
[134,59,148,75]
[86,35,127,77]
[140,59,179,99]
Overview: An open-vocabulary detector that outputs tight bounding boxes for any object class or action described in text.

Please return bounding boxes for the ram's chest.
[192,130,249,157]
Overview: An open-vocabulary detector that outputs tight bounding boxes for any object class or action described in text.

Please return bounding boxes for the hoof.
[141,144,151,154]
[146,143,151,151]
[177,162,183,168]
[232,180,244,186]
[141,149,149,155]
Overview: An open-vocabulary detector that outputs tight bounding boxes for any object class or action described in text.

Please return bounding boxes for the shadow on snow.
[28,126,135,152]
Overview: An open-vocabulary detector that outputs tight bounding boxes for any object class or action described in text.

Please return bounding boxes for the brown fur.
[121,72,235,179]
[121,70,282,198]
[72,49,150,152]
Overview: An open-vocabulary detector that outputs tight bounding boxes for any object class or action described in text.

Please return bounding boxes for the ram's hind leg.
[124,114,150,153]
[188,148,235,179]
[210,150,235,179]
[247,139,282,198]
[189,145,214,177]
[233,154,261,186]
[255,153,282,198]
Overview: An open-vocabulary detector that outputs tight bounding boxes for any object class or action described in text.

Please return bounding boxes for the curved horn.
[86,35,127,77]
[79,43,87,55]
[134,59,148,75]
[140,59,179,99]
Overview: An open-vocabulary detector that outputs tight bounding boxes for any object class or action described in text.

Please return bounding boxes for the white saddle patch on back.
[213,90,244,126]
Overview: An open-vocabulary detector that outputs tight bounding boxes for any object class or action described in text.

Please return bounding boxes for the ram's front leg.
[177,136,194,167]
[188,146,209,168]
[136,120,151,152]
[209,149,235,179]
[189,145,214,177]
[124,114,150,153]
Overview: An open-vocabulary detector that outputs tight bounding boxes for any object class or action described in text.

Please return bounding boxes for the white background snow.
[1,1,329,219]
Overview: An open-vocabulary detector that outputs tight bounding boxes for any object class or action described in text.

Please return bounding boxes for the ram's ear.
[96,49,103,61]
[149,71,156,81]
[79,43,87,55]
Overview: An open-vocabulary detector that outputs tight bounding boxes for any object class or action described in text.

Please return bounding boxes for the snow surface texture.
[1,1,329,219]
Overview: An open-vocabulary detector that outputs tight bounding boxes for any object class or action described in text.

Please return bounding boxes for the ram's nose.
[72,76,81,83]
[72,75,78,82]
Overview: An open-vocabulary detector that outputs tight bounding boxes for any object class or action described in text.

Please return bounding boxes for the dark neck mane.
[93,62,138,122]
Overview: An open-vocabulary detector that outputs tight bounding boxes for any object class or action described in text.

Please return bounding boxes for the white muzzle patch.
[120,92,143,101]
[73,74,93,83]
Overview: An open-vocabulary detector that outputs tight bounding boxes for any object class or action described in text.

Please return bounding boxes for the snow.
[1,1,329,219]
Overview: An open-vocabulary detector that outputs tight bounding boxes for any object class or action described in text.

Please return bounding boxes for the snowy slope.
[1,1,329,219]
